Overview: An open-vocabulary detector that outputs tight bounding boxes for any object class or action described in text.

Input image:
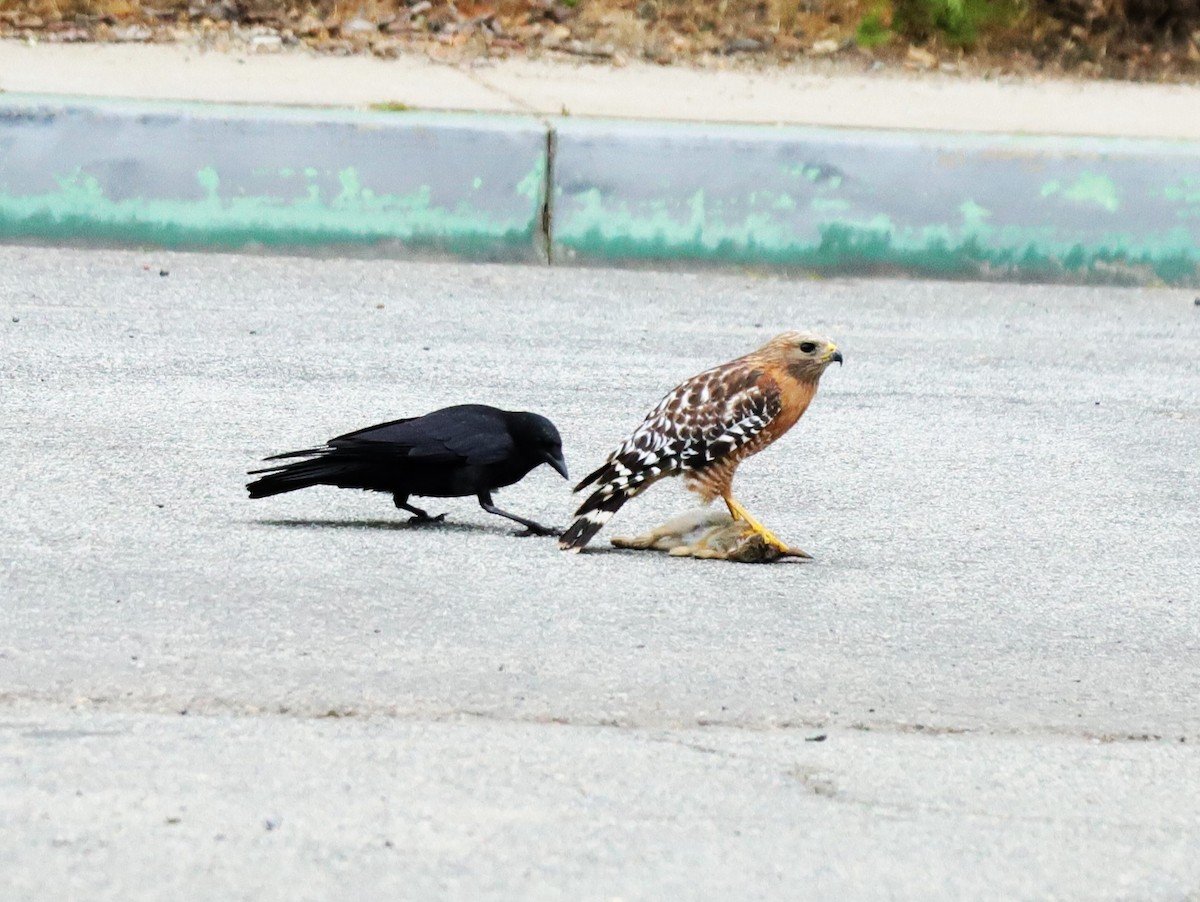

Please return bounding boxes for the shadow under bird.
[246,404,569,535]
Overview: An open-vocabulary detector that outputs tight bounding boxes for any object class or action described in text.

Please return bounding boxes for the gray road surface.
[2,247,1199,899]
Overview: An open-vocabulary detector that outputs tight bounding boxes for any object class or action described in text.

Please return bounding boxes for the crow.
[247,404,568,535]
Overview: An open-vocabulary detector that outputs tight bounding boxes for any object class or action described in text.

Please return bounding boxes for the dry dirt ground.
[1,0,1199,82]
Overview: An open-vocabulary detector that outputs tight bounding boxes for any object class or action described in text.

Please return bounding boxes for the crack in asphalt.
[0,692,1191,746]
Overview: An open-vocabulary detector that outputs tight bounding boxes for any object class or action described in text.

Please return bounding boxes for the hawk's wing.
[560,356,785,551]
[574,358,783,498]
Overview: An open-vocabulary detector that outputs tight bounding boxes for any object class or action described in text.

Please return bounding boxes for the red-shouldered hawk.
[559,331,842,554]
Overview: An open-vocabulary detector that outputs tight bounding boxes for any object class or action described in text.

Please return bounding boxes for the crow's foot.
[515,523,561,537]
[407,512,447,525]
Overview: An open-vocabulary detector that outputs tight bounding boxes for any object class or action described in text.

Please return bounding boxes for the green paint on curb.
[516,157,546,203]
[1040,172,1121,213]
[0,161,547,255]
[959,200,991,228]
[1164,177,1200,218]
[554,190,1198,283]
[3,98,1197,284]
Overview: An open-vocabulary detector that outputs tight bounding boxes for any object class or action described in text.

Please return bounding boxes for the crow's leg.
[477,492,558,537]
[393,493,446,523]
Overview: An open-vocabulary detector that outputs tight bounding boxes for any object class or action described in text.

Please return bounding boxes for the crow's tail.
[246,452,343,499]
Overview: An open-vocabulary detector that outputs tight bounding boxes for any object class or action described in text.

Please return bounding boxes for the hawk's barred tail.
[558,491,630,552]
[559,448,671,551]
[572,461,610,494]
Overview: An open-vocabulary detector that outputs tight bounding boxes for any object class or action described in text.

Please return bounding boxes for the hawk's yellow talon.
[723,495,793,553]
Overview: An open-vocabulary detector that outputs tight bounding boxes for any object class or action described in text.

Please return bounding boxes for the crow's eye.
[799,341,817,354]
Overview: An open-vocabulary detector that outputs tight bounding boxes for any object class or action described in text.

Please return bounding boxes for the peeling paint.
[1,97,1198,284]
[552,120,1200,285]
[959,200,991,228]
[1040,172,1120,213]
[0,173,538,252]
[0,98,549,261]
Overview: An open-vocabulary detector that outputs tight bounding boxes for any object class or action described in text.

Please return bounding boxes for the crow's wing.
[255,415,423,464]
[327,405,515,465]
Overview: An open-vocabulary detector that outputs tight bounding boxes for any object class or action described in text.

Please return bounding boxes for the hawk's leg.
[478,492,559,537]
[393,493,446,524]
[723,494,812,558]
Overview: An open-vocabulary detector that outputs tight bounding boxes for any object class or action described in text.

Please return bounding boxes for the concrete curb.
[552,119,1200,285]
[0,95,549,262]
[2,94,1199,285]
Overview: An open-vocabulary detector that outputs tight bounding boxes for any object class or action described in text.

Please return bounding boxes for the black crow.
[247,404,568,535]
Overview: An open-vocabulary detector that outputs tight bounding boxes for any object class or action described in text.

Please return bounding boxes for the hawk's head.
[762,331,843,381]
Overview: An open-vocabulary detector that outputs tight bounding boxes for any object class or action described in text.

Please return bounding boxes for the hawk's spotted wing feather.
[560,359,782,551]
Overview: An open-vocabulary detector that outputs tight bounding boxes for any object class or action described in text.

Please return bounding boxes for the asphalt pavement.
[2,246,1199,899]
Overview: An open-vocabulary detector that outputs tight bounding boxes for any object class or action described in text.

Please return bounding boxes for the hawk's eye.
[799,341,817,354]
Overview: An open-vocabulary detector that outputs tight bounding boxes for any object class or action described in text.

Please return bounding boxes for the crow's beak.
[830,349,844,366]
[546,451,569,480]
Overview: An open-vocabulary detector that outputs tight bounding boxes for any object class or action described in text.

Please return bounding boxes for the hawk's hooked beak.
[545,451,570,480]
[828,348,844,366]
